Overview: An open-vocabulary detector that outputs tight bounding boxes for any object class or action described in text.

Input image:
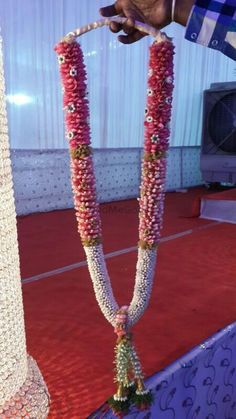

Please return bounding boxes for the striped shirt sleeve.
[185,0,236,60]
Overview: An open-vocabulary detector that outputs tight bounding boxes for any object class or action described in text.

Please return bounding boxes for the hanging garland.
[55,19,174,416]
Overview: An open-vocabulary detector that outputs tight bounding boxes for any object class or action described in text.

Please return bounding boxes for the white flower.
[69,67,77,77]
[58,54,65,64]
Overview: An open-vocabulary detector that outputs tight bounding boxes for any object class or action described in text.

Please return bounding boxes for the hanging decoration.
[55,17,174,416]
[0,35,50,419]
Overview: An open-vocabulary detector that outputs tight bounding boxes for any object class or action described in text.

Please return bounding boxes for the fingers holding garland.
[100,2,147,44]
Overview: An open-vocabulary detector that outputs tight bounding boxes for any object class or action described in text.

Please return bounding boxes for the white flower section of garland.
[84,244,119,326]
[85,245,157,327]
[128,247,157,327]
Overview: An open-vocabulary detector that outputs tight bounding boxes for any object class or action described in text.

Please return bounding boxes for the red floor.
[18,187,236,418]
[18,187,210,279]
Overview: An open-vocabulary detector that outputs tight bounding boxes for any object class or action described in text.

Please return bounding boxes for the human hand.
[100,0,195,44]
[100,0,172,43]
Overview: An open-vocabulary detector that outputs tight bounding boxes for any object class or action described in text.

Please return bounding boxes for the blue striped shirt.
[185,0,236,60]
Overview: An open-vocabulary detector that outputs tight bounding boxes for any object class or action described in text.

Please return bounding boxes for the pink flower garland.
[55,41,102,246]
[139,41,174,248]
[55,39,174,250]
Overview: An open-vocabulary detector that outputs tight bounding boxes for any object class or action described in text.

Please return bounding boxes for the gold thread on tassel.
[117,383,124,399]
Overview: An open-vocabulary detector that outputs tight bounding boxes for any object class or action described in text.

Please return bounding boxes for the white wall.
[12,147,202,215]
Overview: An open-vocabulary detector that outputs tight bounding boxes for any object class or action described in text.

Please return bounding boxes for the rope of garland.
[55,26,174,414]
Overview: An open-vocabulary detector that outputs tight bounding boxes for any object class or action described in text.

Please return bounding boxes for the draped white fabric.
[0,0,235,149]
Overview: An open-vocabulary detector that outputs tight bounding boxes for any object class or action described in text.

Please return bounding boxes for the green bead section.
[107,396,130,415]
[131,390,154,410]
[114,335,144,384]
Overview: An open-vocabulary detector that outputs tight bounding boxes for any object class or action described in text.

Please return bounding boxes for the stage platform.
[200,188,236,224]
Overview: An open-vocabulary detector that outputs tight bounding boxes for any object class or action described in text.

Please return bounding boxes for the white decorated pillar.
[0,35,49,417]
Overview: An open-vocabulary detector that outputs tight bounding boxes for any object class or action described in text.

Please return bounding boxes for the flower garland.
[55,28,174,415]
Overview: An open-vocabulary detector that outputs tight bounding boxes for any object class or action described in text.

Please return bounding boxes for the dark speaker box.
[201,83,236,183]
[202,87,236,155]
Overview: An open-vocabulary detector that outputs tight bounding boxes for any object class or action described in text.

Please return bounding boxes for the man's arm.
[185,0,236,60]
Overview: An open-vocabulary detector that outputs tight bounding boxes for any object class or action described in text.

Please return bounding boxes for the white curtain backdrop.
[0,0,235,149]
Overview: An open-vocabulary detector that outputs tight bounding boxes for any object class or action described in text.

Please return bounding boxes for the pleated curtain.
[0,0,235,149]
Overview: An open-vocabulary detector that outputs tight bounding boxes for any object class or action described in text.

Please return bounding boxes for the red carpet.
[18,187,236,418]
[18,187,211,279]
